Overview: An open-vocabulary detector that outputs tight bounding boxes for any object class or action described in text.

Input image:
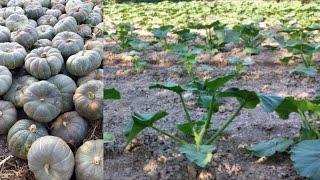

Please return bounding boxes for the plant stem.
[151,126,188,145]
[205,103,245,145]
[198,95,216,145]
[179,94,192,124]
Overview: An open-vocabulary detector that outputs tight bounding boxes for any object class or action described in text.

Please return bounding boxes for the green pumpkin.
[5,14,29,32]
[7,119,48,159]
[0,26,11,42]
[4,75,39,107]
[24,4,46,20]
[75,139,103,180]
[66,6,89,24]
[23,81,63,123]
[27,136,75,180]
[84,12,102,26]
[48,74,77,113]
[33,39,52,48]
[0,65,12,96]
[77,69,103,86]
[36,25,54,40]
[65,0,82,12]
[0,101,17,135]
[37,15,58,26]
[51,111,88,147]
[53,16,77,35]
[77,24,91,38]
[0,42,27,69]
[7,0,25,7]
[11,26,38,50]
[73,80,103,121]
[0,7,25,19]
[46,9,62,19]
[52,31,84,59]
[25,46,63,80]
[66,49,102,76]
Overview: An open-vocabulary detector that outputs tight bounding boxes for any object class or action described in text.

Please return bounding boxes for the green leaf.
[259,94,284,112]
[103,132,115,143]
[125,111,168,145]
[245,138,293,157]
[177,121,205,136]
[219,88,260,109]
[291,140,320,180]
[280,56,294,64]
[149,82,186,94]
[178,144,217,167]
[307,23,320,31]
[204,74,235,92]
[290,66,317,77]
[104,88,121,100]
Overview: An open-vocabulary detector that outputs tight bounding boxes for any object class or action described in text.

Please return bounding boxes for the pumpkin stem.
[87,91,95,100]
[44,163,50,174]
[29,124,37,133]
[62,121,68,127]
[93,156,100,165]
[40,53,47,58]
[40,98,45,102]
[0,111,3,117]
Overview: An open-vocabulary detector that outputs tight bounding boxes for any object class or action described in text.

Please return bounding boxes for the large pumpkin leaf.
[204,74,235,92]
[291,140,320,180]
[259,94,284,112]
[149,82,186,94]
[219,88,260,109]
[104,88,121,100]
[178,144,217,167]
[244,138,294,157]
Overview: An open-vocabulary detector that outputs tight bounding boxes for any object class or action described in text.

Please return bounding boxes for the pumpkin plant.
[124,74,261,167]
[151,25,173,50]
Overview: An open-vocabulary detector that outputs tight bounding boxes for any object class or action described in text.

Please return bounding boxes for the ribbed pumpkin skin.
[27,136,75,180]
[11,26,38,50]
[48,74,77,113]
[7,0,25,7]
[75,139,103,180]
[33,39,52,48]
[46,9,62,19]
[51,111,88,147]
[4,75,38,107]
[0,101,17,135]
[84,12,102,26]
[67,6,89,24]
[36,25,54,40]
[37,15,58,26]
[0,65,12,96]
[0,42,27,69]
[24,4,46,20]
[93,22,104,37]
[73,80,103,121]
[52,4,66,14]
[23,81,63,123]
[51,0,66,6]
[28,19,38,28]
[5,14,29,32]
[77,24,91,38]
[7,119,48,159]
[0,7,25,19]
[0,26,10,42]
[25,46,64,79]
[66,49,102,76]
[53,16,77,35]
[77,69,103,86]
[52,31,84,59]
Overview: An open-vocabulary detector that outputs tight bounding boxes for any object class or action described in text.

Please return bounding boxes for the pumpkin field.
[0,0,104,179]
[104,0,320,179]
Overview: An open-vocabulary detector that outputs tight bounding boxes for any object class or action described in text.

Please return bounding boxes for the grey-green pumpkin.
[33,39,52,48]
[52,3,65,14]
[25,46,64,79]
[84,12,102,26]
[11,26,38,50]
[50,111,88,147]
[75,139,103,180]
[5,14,29,32]
[7,119,48,159]
[36,25,54,40]
[0,42,27,69]
[77,24,91,38]
[7,0,25,7]
[66,49,102,76]
[28,19,38,28]
[51,0,66,6]
[52,31,84,59]
[73,80,103,121]
[0,26,11,42]
[0,7,25,19]
[0,101,17,135]
[23,81,63,123]
[4,75,39,107]
[77,69,103,86]
[37,15,58,26]
[66,6,89,24]
[48,74,77,113]
[45,9,62,19]
[28,136,75,180]
[24,4,46,20]
[0,65,12,96]
[53,16,77,35]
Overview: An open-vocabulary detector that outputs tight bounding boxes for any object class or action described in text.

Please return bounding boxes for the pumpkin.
[0,26,10,43]
[66,6,89,24]
[27,136,75,180]
[37,0,51,8]
[53,16,77,35]
[5,14,29,32]
[0,101,17,135]
[0,65,12,96]
[37,15,58,26]
[93,22,104,37]
[66,49,102,76]
[58,14,68,20]
[77,69,103,86]
[77,24,91,38]
[51,0,66,6]
[52,3,65,14]
[28,19,38,28]
[0,7,25,19]
[0,42,27,69]
[23,81,63,123]
[33,39,52,48]
[46,9,62,19]
[25,46,64,79]
[24,4,46,20]
[7,119,48,159]
[48,74,77,113]
[93,6,102,15]
[84,12,102,26]
[65,0,82,12]
[73,80,103,121]
[7,0,25,7]
[50,111,88,147]
[0,0,8,6]
[75,139,103,180]
[4,75,38,107]
[52,31,84,59]
[11,26,38,50]
[36,25,54,40]
[0,17,5,26]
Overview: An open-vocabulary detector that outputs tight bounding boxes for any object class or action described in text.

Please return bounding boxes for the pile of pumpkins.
[0,0,105,179]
